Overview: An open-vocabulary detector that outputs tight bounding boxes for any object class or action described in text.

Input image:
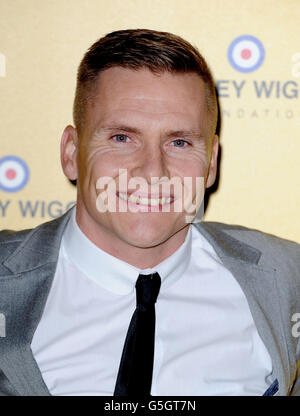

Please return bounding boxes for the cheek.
[78,146,116,179]
[171,147,210,174]
[174,159,209,182]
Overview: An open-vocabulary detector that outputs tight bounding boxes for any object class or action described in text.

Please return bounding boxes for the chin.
[118,223,175,249]
[123,235,168,249]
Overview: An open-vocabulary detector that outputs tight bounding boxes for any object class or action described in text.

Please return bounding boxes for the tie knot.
[136,272,161,308]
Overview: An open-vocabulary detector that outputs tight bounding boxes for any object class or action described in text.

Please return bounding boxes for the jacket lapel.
[0,209,73,395]
[194,221,292,396]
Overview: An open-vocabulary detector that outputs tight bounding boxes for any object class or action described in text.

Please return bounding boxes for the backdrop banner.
[0,0,299,242]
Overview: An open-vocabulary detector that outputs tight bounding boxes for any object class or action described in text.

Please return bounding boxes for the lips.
[117,191,174,207]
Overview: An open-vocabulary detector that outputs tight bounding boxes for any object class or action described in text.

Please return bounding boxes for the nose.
[130,141,170,185]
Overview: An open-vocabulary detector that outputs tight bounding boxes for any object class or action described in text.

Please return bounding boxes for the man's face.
[61,67,218,250]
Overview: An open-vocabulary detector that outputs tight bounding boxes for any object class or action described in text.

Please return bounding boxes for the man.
[0,29,300,396]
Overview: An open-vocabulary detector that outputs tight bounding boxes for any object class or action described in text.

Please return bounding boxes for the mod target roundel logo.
[228,35,265,73]
[0,155,30,192]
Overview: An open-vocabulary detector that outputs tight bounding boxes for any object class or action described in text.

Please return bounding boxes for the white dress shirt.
[31,208,273,395]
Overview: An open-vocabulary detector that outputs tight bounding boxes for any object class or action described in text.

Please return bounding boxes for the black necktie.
[114,272,161,396]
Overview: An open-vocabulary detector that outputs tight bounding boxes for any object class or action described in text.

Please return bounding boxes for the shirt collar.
[61,207,192,295]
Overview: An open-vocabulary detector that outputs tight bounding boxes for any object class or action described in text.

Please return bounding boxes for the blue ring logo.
[0,155,30,193]
[228,35,265,73]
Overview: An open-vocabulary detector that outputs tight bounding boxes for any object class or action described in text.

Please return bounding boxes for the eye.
[112,134,130,143]
[171,139,189,148]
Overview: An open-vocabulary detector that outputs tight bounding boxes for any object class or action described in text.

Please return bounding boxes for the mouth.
[116,191,174,208]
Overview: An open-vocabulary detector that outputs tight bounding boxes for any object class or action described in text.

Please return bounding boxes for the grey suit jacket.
[0,208,300,396]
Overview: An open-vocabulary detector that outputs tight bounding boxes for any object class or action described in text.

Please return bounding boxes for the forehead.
[85,67,210,134]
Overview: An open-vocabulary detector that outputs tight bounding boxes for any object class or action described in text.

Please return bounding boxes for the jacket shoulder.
[202,220,300,266]
[0,227,34,264]
[205,220,300,244]
[0,227,33,241]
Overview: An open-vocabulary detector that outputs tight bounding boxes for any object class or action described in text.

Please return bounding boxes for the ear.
[60,125,78,180]
[206,134,219,188]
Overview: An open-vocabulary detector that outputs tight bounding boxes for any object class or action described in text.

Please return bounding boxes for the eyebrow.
[94,124,204,139]
[94,124,141,135]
